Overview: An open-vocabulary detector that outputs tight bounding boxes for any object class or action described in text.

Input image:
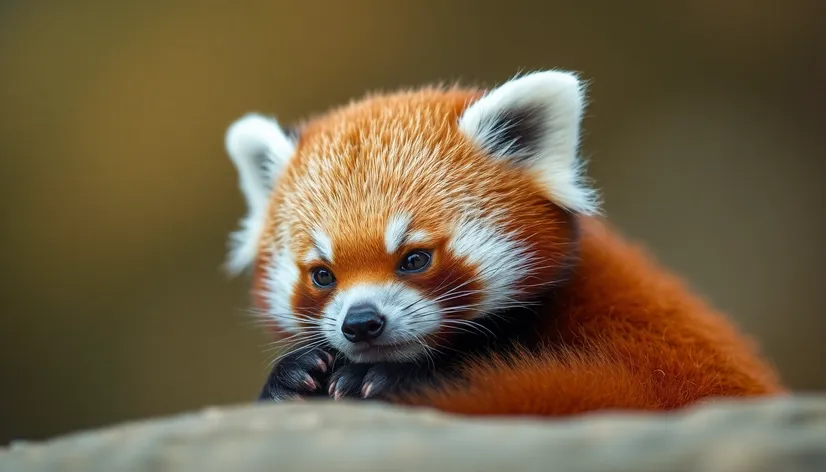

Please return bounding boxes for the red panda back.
[398,216,784,416]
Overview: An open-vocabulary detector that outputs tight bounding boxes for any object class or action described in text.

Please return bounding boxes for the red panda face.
[225,71,597,363]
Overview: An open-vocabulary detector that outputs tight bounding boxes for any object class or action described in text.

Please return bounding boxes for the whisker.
[266,337,330,369]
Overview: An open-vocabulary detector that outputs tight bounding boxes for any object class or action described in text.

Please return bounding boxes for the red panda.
[223,70,785,417]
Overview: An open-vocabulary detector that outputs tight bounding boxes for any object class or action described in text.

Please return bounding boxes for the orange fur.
[240,81,785,417]
[253,88,571,332]
[398,217,785,416]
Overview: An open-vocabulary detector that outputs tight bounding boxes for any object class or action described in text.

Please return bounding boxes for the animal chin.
[343,340,427,363]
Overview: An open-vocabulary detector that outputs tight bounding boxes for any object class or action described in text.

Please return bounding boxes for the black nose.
[341,304,385,343]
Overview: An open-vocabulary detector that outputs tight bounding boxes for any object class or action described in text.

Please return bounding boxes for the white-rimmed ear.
[224,113,296,275]
[458,70,599,215]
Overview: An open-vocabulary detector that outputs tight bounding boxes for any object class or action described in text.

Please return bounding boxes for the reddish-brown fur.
[398,217,786,415]
[254,88,572,336]
[250,86,785,416]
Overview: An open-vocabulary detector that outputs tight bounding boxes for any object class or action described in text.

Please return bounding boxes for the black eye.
[399,251,431,273]
[311,268,336,288]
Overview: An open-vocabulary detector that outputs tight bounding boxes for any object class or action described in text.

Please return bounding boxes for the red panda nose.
[341,304,385,343]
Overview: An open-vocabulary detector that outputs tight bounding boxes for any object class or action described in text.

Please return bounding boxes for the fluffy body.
[398,216,784,414]
[225,71,784,417]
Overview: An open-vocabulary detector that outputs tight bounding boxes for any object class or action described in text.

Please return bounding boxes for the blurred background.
[1,0,823,444]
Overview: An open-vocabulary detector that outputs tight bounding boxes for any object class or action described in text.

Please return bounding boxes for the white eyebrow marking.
[311,227,334,262]
[385,212,412,254]
[303,247,321,264]
[406,229,431,246]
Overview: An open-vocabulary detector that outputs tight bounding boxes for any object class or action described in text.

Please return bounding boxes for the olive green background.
[1,0,823,443]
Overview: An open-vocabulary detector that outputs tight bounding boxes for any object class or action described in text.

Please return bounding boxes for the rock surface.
[2,396,825,472]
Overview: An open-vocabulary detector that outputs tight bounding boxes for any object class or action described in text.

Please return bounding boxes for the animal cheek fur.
[290,281,335,331]
[414,255,484,320]
[251,265,286,338]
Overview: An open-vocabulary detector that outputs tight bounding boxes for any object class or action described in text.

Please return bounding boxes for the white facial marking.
[449,217,534,316]
[406,229,431,246]
[262,246,301,333]
[302,247,321,264]
[384,212,412,254]
[323,282,441,363]
[311,227,334,262]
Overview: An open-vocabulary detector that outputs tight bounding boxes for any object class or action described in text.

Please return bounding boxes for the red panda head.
[224,71,599,363]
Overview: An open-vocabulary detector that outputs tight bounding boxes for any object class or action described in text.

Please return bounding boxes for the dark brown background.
[1,0,824,443]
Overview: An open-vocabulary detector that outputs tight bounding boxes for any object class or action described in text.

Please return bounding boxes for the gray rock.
[2,396,825,472]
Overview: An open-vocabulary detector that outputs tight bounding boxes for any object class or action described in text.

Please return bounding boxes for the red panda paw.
[328,362,424,401]
[257,347,335,402]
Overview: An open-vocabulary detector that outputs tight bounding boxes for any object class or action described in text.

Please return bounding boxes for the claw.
[304,374,318,391]
[362,382,373,398]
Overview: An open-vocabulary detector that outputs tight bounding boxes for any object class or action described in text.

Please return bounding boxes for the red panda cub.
[224,71,784,416]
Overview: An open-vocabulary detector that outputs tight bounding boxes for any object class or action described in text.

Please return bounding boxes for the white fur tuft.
[448,217,534,317]
[262,246,301,333]
[224,113,296,275]
[458,70,599,215]
[406,229,431,246]
[311,227,335,262]
[384,212,412,254]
